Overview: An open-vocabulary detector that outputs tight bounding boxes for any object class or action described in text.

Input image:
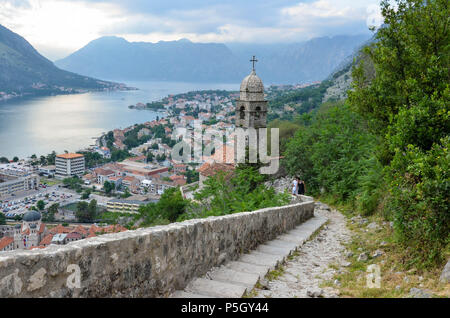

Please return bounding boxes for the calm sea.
[0,81,237,159]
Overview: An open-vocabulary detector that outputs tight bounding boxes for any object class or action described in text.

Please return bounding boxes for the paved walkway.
[251,203,351,298]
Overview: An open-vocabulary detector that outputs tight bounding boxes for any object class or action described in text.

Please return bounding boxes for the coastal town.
[0,74,324,253]
[0,87,251,252]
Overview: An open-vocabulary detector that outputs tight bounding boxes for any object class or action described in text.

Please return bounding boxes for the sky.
[0,0,383,61]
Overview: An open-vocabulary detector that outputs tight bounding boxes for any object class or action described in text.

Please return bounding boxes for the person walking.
[297,178,306,195]
[292,177,298,196]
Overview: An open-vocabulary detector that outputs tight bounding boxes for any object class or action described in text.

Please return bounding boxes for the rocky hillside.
[0,24,125,100]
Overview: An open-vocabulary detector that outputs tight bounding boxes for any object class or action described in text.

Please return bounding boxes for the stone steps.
[170,214,328,298]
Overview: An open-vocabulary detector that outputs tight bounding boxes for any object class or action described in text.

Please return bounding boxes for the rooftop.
[56,153,84,160]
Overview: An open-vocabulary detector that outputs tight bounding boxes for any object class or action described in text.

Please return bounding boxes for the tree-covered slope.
[0,24,123,97]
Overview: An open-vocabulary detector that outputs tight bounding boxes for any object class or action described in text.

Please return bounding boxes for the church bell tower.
[235,56,267,129]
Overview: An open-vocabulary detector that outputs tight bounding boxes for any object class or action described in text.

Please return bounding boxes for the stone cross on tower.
[250,55,258,71]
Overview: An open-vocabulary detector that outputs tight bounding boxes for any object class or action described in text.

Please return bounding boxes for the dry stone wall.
[0,200,314,298]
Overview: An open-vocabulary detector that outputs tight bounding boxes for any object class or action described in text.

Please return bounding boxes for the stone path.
[170,208,328,298]
[251,202,351,298]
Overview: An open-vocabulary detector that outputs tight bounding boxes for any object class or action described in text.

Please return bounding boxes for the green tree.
[121,188,131,199]
[46,203,59,222]
[349,0,449,267]
[139,187,189,225]
[81,189,91,200]
[12,156,19,162]
[0,213,6,225]
[36,200,46,211]
[103,181,114,195]
[88,199,98,221]
[146,152,154,162]
[76,201,90,222]
[63,177,83,191]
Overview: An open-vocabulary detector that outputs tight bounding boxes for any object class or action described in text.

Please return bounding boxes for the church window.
[255,107,261,119]
[240,106,245,119]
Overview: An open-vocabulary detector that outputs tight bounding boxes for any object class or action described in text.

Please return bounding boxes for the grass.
[41,177,62,186]
[266,266,286,281]
[317,202,450,298]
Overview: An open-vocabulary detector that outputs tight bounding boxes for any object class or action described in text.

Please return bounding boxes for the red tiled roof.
[169,175,185,181]
[94,168,115,176]
[0,237,14,250]
[173,178,187,186]
[89,224,102,235]
[40,234,53,246]
[49,224,71,234]
[72,225,88,236]
[38,223,45,234]
[199,162,235,177]
[66,232,82,239]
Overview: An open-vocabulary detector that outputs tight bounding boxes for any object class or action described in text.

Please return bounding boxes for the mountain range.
[56,34,371,84]
[0,24,125,100]
[0,22,370,101]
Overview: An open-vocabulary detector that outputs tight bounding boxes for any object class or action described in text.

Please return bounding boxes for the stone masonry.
[0,200,314,298]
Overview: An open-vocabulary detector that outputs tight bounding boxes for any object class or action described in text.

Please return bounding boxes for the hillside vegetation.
[0,24,121,97]
[279,0,449,269]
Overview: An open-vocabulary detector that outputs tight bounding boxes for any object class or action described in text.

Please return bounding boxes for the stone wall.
[0,200,314,298]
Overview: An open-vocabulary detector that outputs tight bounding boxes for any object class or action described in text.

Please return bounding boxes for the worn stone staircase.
[170,214,328,298]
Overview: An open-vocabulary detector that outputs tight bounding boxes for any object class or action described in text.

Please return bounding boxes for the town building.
[55,153,85,179]
[13,210,47,250]
[0,173,39,197]
[106,198,147,214]
[38,165,56,177]
[0,237,14,252]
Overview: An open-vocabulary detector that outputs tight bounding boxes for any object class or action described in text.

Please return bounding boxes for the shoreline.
[0,85,137,104]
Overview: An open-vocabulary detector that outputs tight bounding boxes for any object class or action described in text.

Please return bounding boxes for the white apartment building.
[55,153,85,179]
[0,174,39,197]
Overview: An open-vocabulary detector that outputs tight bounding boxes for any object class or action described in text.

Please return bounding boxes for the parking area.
[0,184,80,219]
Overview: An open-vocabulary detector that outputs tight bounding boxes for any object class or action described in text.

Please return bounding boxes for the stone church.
[235,58,268,130]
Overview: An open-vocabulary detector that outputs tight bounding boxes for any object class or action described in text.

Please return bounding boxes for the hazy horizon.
[0,0,382,60]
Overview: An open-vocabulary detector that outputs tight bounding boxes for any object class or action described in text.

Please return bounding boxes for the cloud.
[0,0,380,60]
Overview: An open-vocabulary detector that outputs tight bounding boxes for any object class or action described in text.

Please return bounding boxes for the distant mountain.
[56,37,247,83]
[0,24,126,100]
[228,35,371,84]
[56,35,372,84]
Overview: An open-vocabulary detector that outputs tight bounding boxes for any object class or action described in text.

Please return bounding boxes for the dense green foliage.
[284,102,378,203]
[77,151,107,168]
[75,199,98,222]
[36,200,46,211]
[283,0,449,268]
[181,165,290,220]
[267,81,333,122]
[62,176,83,192]
[138,187,189,226]
[138,166,289,226]
[349,0,449,267]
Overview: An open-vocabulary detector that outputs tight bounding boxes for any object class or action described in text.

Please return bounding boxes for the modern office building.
[55,153,85,179]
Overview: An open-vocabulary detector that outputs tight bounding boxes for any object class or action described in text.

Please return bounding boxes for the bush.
[387,137,449,268]
[284,103,377,204]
